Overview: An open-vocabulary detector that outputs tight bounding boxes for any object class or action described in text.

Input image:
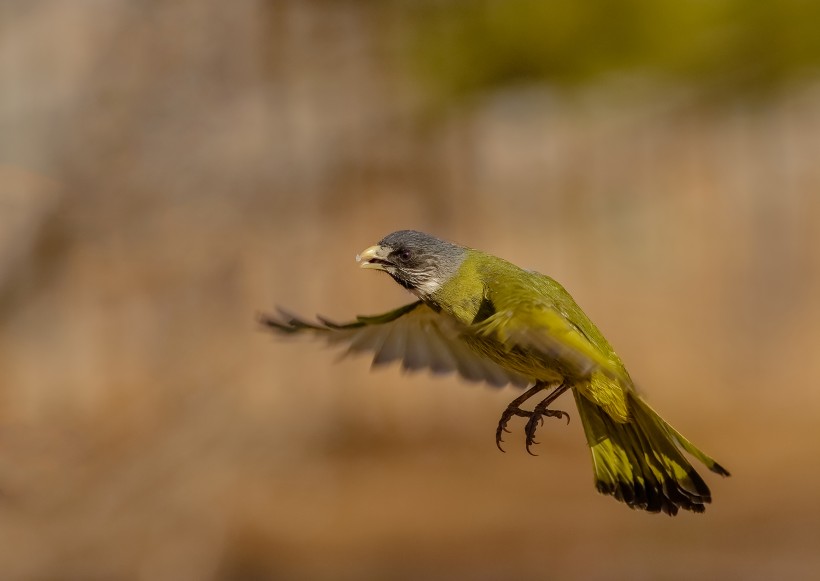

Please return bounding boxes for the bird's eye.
[397,249,412,262]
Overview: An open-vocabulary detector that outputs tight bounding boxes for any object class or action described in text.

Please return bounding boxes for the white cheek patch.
[414,277,442,296]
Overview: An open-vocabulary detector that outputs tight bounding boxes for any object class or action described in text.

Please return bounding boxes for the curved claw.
[495,416,511,452]
[495,428,506,453]
[495,408,520,453]
[524,422,538,456]
[524,415,542,455]
[551,410,571,425]
[523,407,570,455]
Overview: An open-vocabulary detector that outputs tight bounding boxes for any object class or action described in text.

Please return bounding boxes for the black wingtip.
[257,310,285,330]
[711,462,731,477]
[257,307,311,333]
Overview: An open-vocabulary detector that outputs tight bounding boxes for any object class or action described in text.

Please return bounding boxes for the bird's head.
[356,230,466,298]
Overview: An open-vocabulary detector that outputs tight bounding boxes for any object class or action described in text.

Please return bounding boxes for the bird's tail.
[573,390,730,515]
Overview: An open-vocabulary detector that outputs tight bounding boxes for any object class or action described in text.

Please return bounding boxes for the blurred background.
[2,1,820,579]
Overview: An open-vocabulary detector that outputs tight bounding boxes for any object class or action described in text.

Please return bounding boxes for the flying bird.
[260,230,729,515]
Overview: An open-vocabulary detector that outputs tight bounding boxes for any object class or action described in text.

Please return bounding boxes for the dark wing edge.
[258,300,423,334]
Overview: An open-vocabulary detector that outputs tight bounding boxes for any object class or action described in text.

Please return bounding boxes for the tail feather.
[574,390,728,516]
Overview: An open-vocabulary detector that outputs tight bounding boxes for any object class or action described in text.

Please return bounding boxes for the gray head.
[356,230,466,297]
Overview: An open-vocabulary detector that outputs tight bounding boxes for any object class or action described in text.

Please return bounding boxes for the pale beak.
[356,245,391,270]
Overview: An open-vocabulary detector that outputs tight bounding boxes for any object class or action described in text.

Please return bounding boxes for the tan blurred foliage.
[1,1,820,580]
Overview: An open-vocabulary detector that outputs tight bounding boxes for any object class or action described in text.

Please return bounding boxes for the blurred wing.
[471,298,629,383]
[259,301,531,388]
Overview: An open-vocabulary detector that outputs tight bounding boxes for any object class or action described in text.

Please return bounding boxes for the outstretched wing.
[259,301,531,388]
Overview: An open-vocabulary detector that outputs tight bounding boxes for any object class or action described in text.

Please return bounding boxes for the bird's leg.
[523,382,571,456]
[495,382,551,452]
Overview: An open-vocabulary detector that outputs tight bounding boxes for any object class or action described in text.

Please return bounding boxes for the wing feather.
[372,322,406,367]
[259,301,531,388]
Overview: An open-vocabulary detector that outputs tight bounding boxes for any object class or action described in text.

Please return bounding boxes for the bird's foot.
[495,405,533,452]
[523,406,570,456]
[495,382,553,452]
[496,381,571,454]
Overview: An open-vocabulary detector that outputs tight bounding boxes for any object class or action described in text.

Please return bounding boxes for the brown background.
[2,2,819,579]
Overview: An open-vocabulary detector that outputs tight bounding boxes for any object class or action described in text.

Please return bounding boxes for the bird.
[259,230,729,515]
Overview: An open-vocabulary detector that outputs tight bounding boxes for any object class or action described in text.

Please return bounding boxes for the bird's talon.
[495,420,510,452]
[495,382,571,455]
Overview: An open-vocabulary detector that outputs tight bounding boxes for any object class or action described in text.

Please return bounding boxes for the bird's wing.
[259,301,532,388]
[470,293,629,384]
